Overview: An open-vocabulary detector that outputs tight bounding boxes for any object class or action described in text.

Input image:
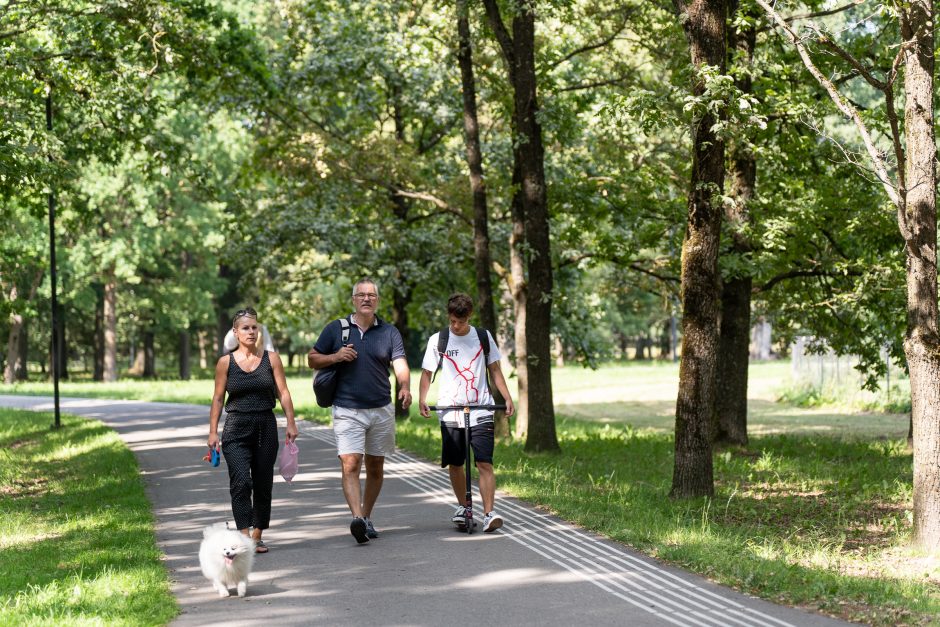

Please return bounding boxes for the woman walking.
[208,307,298,553]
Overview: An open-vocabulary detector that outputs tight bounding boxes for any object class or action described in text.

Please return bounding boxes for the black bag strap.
[431,327,450,383]
[339,318,350,345]
[475,326,491,363]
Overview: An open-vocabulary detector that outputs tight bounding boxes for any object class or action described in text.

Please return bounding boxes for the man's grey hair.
[352,278,379,298]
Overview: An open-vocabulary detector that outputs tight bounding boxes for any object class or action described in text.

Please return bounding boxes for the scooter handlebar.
[427,404,506,411]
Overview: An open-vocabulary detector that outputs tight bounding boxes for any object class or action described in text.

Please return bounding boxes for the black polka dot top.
[224,350,277,414]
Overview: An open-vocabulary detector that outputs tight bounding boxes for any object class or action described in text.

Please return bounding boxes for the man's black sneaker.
[350,517,369,544]
[364,518,378,539]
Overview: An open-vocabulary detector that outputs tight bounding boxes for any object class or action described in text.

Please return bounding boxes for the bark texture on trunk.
[457,0,508,436]
[179,330,191,381]
[4,285,22,385]
[6,272,43,383]
[103,277,118,382]
[714,3,755,447]
[671,0,727,498]
[198,330,209,369]
[16,317,28,380]
[130,344,145,375]
[509,161,529,439]
[391,282,412,418]
[4,321,23,383]
[482,0,558,452]
[901,0,940,551]
[144,331,155,378]
[94,283,104,381]
[515,10,557,452]
[714,277,750,445]
[217,264,240,356]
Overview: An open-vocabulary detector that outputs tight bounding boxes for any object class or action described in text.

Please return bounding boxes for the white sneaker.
[482,511,503,533]
[451,505,469,525]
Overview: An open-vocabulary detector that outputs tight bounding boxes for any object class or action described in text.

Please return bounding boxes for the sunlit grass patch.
[0,409,177,626]
[395,414,939,626]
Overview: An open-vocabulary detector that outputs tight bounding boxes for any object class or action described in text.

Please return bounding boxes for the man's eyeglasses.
[354,293,378,301]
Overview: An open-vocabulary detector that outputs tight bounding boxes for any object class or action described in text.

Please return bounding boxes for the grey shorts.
[332,403,396,457]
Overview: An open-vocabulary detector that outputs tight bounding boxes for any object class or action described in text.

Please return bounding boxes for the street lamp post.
[46,86,60,430]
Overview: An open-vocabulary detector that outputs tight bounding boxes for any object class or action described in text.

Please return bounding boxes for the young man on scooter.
[418,293,515,532]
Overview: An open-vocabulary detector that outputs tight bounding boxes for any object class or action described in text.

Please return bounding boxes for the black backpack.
[312,318,351,408]
[432,326,491,383]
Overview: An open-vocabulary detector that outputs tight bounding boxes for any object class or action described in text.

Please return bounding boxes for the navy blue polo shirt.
[313,315,406,409]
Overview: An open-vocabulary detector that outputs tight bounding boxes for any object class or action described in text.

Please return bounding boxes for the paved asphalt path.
[0,396,850,627]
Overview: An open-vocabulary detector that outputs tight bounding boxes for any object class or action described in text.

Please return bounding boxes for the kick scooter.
[428,403,506,534]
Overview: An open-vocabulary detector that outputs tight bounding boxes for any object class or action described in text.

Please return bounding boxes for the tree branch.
[755,0,902,217]
[755,1,864,34]
[628,261,680,284]
[480,0,515,74]
[756,268,861,294]
[556,253,595,269]
[556,75,631,92]
[549,12,631,70]
[393,189,472,226]
[808,25,886,90]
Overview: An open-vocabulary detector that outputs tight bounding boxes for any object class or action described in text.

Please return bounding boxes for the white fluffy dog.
[198,524,255,598]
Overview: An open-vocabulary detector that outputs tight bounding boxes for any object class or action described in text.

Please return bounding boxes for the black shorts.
[440,421,495,468]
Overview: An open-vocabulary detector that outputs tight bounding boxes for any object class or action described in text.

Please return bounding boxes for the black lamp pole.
[46,87,61,430]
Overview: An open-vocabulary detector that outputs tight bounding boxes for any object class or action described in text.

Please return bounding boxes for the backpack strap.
[433,326,494,384]
[431,327,450,383]
[339,318,350,345]
[475,327,491,363]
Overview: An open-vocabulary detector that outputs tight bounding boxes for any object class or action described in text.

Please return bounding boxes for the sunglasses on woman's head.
[233,308,257,323]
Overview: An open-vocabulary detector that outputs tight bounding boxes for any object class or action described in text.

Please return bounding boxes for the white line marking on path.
[299,422,798,627]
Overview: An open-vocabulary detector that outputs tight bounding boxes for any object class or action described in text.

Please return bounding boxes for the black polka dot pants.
[221,411,279,531]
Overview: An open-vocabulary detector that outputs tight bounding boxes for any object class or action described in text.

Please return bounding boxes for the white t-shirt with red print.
[421,328,501,427]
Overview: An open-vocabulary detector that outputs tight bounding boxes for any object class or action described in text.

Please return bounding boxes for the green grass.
[777,379,913,414]
[0,409,177,626]
[6,361,910,438]
[395,417,939,626]
[5,361,935,624]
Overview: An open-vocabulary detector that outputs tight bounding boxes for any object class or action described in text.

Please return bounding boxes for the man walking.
[418,293,514,532]
[308,279,412,544]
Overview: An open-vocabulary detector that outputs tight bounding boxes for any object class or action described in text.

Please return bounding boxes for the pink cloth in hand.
[279,439,299,482]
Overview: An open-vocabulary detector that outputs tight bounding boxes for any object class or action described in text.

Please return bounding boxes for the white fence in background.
[790,336,898,389]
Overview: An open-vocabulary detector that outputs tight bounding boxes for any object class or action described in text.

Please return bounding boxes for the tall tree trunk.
[509,161,530,439]
[198,330,209,369]
[4,285,22,385]
[391,282,412,418]
[671,0,727,498]
[5,271,43,383]
[715,277,750,445]
[94,283,104,381]
[901,0,940,552]
[482,0,557,452]
[103,276,117,382]
[714,3,756,447]
[554,336,565,367]
[216,263,240,355]
[130,343,145,375]
[143,331,155,378]
[179,330,191,380]
[515,9,557,453]
[457,0,508,437]
[16,317,28,380]
[482,1,530,441]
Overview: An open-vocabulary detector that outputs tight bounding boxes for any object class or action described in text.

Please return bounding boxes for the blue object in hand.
[210,447,220,467]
